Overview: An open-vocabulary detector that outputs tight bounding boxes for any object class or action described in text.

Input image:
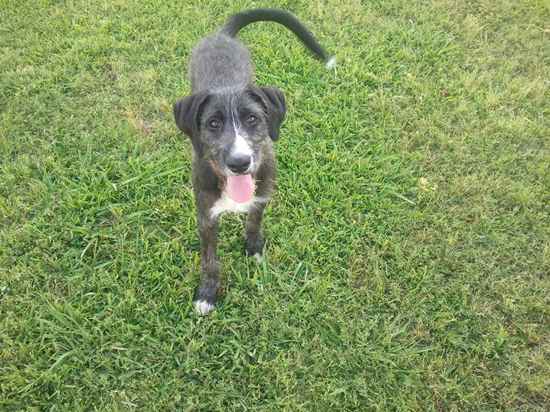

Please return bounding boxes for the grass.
[1,0,549,410]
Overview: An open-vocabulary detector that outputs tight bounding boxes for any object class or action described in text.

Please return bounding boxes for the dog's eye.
[208,119,222,130]
[246,114,258,125]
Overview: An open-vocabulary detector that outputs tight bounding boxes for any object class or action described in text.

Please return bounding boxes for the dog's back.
[190,8,334,94]
[189,34,252,93]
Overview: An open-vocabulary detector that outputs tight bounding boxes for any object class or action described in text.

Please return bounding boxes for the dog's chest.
[210,193,267,219]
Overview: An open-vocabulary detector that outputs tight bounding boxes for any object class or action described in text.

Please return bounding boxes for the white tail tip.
[325,56,337,70]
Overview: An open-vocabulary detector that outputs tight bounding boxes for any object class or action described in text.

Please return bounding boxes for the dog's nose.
[227,154,251,174]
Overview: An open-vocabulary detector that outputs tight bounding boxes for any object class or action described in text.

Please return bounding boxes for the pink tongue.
[226,174,254,203]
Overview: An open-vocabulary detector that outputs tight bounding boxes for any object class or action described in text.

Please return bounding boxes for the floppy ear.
[258,87,286,141]
[173,92,210,137]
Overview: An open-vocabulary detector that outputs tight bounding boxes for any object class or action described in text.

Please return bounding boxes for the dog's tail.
[221,8,336,69]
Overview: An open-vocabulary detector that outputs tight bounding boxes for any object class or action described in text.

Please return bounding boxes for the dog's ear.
[253,87,286,141]
[173,92,210,137]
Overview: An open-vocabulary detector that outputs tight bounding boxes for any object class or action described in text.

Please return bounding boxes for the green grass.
[1,0,549,410]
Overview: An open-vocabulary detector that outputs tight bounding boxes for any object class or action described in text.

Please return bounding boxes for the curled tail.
[221,8,336,69]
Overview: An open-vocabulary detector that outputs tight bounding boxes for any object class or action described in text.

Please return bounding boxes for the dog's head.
[174,86,285,176]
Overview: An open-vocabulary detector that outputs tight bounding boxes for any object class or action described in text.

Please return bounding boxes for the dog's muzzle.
[226,153,252,174]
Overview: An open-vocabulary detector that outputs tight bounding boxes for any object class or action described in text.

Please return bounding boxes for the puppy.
[173,8,334,315]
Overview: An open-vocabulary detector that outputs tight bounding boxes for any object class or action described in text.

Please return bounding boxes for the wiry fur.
[173,9,332,315]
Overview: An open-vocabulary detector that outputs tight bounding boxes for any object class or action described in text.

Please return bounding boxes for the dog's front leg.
[194,211,220,315]
[245,203,267,262]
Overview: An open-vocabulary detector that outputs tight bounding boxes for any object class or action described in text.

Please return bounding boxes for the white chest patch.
[210,193,268,219]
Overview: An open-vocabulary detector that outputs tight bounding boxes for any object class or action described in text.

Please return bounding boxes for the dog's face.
[174,86,285,176]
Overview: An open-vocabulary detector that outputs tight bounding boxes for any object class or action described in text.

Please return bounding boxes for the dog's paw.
[253,253,263,264]
[193,282,218,316]
[193,299,215,316]
[245,234,265,258]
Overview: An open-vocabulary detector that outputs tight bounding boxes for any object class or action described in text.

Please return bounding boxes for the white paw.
[253,253,263,264]
[194,300,215,316]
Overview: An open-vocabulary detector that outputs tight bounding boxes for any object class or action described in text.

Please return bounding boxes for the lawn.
[1,0,549,410]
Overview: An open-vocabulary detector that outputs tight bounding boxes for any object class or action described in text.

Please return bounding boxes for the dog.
[173,8,334,315]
